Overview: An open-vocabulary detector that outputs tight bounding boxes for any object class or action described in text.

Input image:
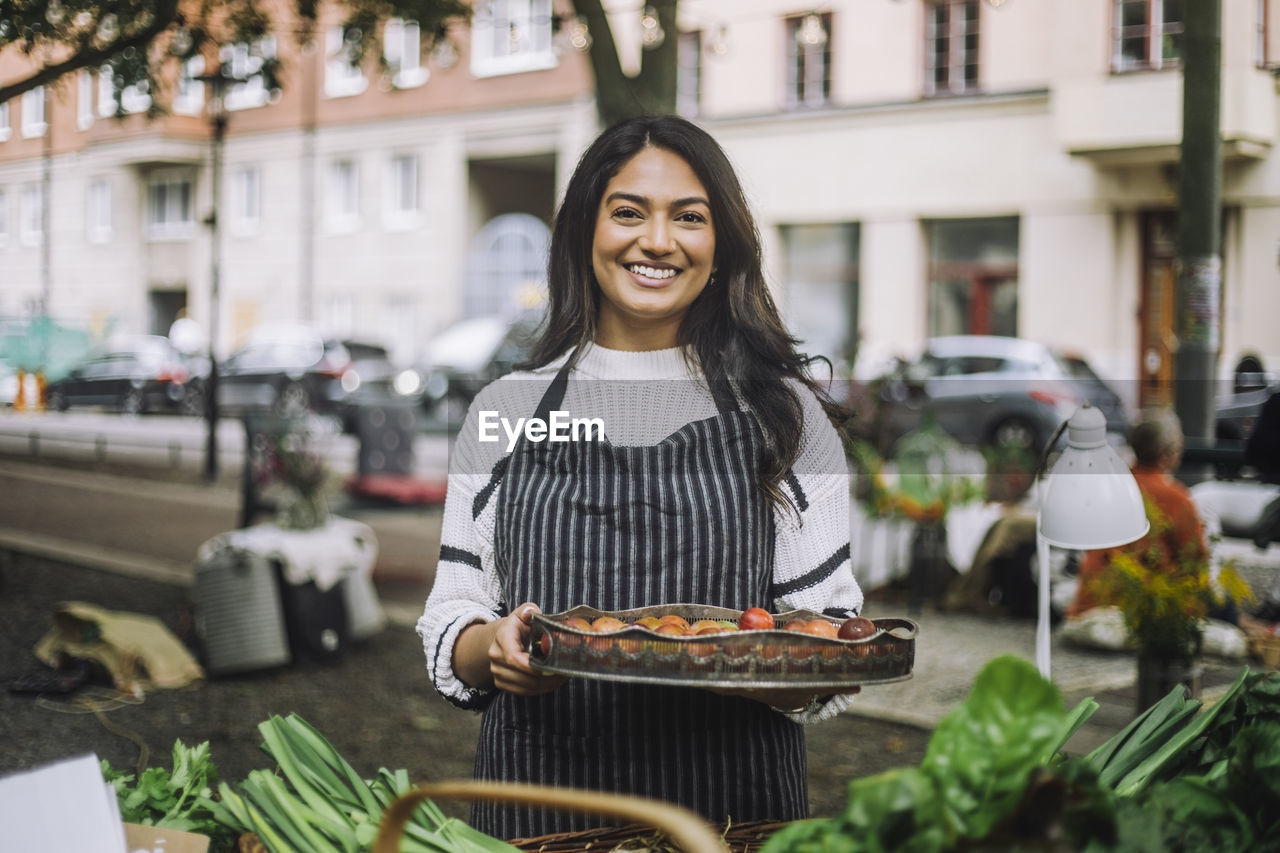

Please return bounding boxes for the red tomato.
[738,607,776,631]
[838,616,877,640]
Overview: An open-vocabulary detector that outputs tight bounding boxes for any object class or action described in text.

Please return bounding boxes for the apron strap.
[531,352,575,425]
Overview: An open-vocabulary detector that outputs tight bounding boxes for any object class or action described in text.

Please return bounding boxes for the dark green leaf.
[921,655,1067,839]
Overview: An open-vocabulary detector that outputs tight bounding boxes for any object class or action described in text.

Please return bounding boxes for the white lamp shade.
[1037,404,1149,550]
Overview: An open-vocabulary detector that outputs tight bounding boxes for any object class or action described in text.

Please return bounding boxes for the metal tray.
[528,604,916,689]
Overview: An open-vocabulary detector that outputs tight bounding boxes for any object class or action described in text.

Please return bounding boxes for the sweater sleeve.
[415,401,505,711]
[770,383,864,724]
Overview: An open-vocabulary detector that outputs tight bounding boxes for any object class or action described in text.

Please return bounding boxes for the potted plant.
[1086,500,1253,711]
[249,415,333,531]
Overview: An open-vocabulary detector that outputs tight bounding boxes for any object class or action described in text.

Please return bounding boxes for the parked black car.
[355,315,540,430]
[853,335,1130,457]
[1216,374,1278,443]
[45,336,194,415]
[200,326,397,428]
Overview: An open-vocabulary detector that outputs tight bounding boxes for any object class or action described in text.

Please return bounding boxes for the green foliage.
[209,713,518,853]
[0,0,470,107]
[760,658,1280,853]
[101,739,239,851]
[1086,500,1254,661]
[762,656,1107,853]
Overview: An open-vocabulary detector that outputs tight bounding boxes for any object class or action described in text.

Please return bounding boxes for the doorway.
[148,289,188,337]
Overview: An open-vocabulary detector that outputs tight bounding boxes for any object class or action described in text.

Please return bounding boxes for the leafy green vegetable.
[102,740,239,852]
[920,653,1074,839]
[209,714,518,853]
[1112,667,1250,797]
[760,660,1280,853]
[762,655,1105,853]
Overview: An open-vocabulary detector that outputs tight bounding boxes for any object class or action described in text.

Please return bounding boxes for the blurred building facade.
[1,0,1278,404]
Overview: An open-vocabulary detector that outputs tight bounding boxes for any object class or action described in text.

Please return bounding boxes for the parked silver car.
[854,335,1130,457]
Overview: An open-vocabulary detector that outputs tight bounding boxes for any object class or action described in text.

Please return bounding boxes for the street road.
[0,412,449,610]
[0,409,452,484]
[0,458,240,583]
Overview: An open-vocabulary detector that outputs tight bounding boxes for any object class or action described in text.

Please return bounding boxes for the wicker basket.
[509,819,790,852]
[373,781,734,853]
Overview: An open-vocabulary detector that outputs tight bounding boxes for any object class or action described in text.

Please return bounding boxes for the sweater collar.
[573,342,694,381]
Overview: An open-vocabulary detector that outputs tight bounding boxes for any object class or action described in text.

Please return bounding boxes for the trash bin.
[355,401,418,477]
[194,544,292,675]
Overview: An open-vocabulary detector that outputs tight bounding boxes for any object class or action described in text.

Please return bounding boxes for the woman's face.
[590,146,716,351]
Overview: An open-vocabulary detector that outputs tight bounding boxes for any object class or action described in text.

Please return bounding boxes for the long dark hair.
[524,115,850,510]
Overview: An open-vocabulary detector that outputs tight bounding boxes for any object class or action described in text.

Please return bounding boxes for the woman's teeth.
[627,264,677,280]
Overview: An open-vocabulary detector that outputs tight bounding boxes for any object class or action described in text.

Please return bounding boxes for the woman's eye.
[612,208,641,220]
[678,211,708,224]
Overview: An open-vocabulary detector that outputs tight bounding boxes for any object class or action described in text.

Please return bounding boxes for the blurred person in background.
[1246,387,1280,548]
[1068,409,1211,619]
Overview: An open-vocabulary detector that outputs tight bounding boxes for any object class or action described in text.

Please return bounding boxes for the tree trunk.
[1173,0,1222,462]
[576,0,679,126]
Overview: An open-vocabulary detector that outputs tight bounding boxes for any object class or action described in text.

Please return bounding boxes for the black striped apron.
[473,359,808,839]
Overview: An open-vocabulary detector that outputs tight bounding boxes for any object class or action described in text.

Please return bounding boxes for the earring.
[708,273,716,288]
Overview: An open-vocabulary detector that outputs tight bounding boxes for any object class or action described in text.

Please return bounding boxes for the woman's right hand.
[456,602,569,696]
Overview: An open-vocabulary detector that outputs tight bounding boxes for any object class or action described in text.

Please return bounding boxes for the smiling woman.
[590,147,716,351]
[417,115,865,840]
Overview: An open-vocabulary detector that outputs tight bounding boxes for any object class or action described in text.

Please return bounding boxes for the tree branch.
[0,0,180,104]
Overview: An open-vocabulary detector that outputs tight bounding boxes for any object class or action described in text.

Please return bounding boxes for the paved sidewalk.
[848,590,1256,754]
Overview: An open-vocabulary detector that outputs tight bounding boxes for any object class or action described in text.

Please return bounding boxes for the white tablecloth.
[197,517,385,638]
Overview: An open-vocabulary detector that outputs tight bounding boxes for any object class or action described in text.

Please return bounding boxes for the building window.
[926,217,1019,338]
[784,13,832,109]
[677,30,702,116]
[781,223,861,372]
[383,154,419,229]
[384,18,429,88]
[925,1,979,96]
[222,40,274,110]
[325,26,369,98]
[87,178,113,244]
[172,56,206,116]
[470,0,556,77]
[382,296,418,364]
[20,184,43,246]
[1112,0,1183,72]
[230,166,261,235]
[97,66,151,116]
[328,292,356,337]
[0,102,9,142]
[21,87,47,137]
[98,69,114,117]
[77,71,95,129]
[327,160,360,232]
[1257,0,1280,67]
[145,173,195,240]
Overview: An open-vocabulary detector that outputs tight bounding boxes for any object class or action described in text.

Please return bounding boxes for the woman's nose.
[639,220,673,254]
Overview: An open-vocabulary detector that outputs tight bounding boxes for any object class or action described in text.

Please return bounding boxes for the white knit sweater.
[416,343,864,723]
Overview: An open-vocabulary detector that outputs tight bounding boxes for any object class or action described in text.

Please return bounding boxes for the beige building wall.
[2,0,1279,392]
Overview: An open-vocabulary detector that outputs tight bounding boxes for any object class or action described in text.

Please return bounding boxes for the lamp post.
[198,70,230,484]
[1034,404,1149,678]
